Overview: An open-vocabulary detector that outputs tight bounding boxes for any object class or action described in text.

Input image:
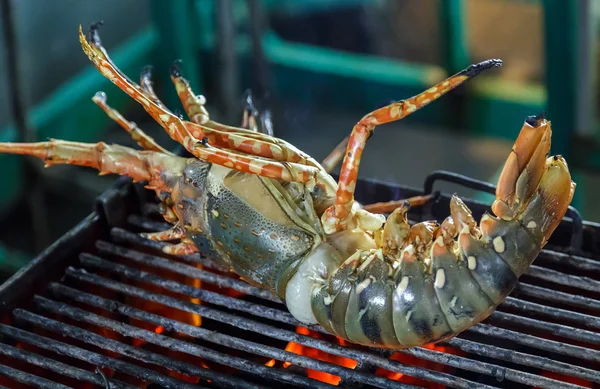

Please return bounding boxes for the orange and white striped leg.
[321,59,503,234]
[321,135,349,173]
[0,140,185,192]
[80,24,326,184]
[162,240,199,255]
[81,26,296,163]
[361,194,435,214]
[92,91,172,154]
[170,60,210,125]
[140,224,185,242]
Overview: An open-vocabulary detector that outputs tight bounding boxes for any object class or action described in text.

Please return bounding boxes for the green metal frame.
[0,26,159,212]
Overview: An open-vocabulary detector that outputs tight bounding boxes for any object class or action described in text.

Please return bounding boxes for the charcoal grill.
[1,171,599,389]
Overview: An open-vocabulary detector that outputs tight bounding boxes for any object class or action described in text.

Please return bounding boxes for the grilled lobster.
[0,24,575,349]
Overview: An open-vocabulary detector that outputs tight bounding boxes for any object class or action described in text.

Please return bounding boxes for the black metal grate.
[1,173,599,389]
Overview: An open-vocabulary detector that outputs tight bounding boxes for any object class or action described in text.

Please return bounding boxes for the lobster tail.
[303,115,575,349]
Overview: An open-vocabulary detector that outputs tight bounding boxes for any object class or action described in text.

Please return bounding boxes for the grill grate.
[1,173,599,389]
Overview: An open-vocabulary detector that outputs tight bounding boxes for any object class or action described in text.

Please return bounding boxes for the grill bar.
[0,343,134,389]
[28,296,318,389]
[123,215,229,271]
[0,324,206,389]
[467,324,600,362]
[2,175,600,389]
[0,364,73,389]
[60,263,590,389]
[527,265,600,293]
[15,305,268,389]
[55,274,428,389]
[442,337,600,384]
[101,233,600,338]
[80,252,321,332]
[121,220,600,319]
[500,297,600,330]
[79,251,600,365]
[130,212,600,277]
[536,250,600,274]
[489,310,600,345]
[95,239,279,303]
[515,283,600,312]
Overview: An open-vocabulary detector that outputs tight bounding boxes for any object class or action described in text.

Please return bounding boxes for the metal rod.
[15,304,268,389]
[59,267,584,389]
[526,265,600,293]
[55,273,422,389]
[536,249,600,276]
[442,337,600,385]
[489,310,600,345]
[101,235,600,336]
[246,0,270,99]
[95,232,600,384]
[469,323,600,363]
[0,343,134,389]
[500,296,600,331]
[57,272,491,389]
[516,283,600,313]
[0,324,204,389]
[127,214,171,232]
[80,252,309,328]
[80,251,600,362]
[95,239,279,302]
[0,364,72,389]
[112,227,227,272]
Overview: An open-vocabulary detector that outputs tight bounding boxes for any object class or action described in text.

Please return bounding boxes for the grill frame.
[1,173,599,389]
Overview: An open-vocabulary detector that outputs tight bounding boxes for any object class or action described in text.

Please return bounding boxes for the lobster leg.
[81,26,317,169]
[163,240,199,255]
[240,89,261,132]
[92,91,172,154]
[362,194,435,214]
[140,224,185,241]
[239,89,275,136]
[321,135,348,173]
[321,59,503,233]
[139,65,170,111]
[0,140,185,192]
[170,61,210,125]
[80,24,331,184]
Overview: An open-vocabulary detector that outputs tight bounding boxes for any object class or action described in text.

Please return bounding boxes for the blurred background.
[0,0,598,281]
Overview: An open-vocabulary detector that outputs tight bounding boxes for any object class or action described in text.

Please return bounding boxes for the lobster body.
[0,24,576,350]
[170,158,326,298]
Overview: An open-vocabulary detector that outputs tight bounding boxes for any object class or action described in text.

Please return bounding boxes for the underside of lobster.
[0,24,575,349]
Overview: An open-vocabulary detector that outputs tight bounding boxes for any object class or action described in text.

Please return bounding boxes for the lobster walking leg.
[80,25,335,186]
[163,240,199,255]
[240,90,260,132]
[170,61,210,125]
[80,25,327,179]
[362,194,435,214]
[92,91,172,154]
[321,135,348,173]
[321,59,503,233]
[141,225,185,241]
[0,140,185,192]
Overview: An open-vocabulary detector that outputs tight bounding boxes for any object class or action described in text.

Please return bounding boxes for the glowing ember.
[375,343,464,388]
[278,326,357,386]
[264,326,466,388]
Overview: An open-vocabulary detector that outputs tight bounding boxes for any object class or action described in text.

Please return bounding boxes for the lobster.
[0,24,575,349]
